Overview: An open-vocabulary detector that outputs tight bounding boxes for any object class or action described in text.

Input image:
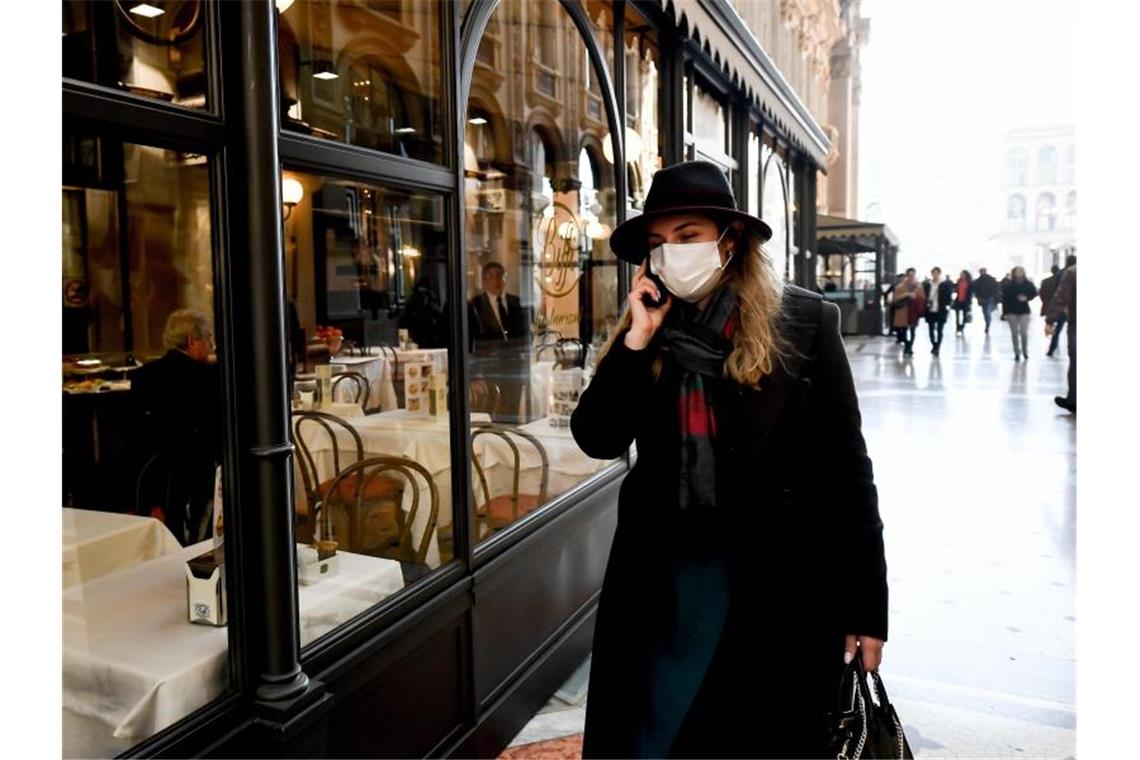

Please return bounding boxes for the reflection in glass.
[621,3,662,211]
[465,0,622,542]
[747,132,760,217]
[762,146,790,280]
[283,170,456,648]
[62,0,209,108]
[278,0,444,165]
[61,135,228,758]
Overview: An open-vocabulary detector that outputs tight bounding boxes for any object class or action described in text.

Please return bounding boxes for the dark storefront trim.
[60,2,832,757]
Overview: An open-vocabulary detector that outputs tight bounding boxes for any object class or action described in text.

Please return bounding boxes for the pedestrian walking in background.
[952,269,974,334]
[892,268,924,357]
[572,161,889,758]
[1002,266,1038,361]
[923,266,953,356]
[1040,256,1074,357]
[1045,261,1077,413]
[974,267,1000,334]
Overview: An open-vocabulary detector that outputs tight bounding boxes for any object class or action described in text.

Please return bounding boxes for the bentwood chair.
[292,411,402,544]
[468,379,502,417]
[470,422,549,538]
[331,371,369,412]
[320,456,439,566]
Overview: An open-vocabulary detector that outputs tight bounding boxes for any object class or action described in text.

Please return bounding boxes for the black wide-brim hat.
[609,160,773,264]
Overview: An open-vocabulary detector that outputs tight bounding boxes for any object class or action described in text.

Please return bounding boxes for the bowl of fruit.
[314,325,343,356]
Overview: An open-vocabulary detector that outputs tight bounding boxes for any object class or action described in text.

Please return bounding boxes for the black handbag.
[825,654,913,759]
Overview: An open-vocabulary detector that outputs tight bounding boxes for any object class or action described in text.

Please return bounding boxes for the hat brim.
[608,207,774,264]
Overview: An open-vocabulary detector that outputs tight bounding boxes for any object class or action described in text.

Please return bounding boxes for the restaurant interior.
[61,1,640,755]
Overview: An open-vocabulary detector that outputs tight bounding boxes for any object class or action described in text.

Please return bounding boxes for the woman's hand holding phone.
[625,261,673,351]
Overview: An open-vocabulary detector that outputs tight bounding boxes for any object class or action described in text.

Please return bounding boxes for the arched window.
[1063,190,1076,229]
[1007,148,1027,187]
[1007,195,1026,232]
[1035,193,1056,232]
[464,0,622,540]
[762,148,790,279]
[1037,146,1057,185]
[1062,144,1075,184]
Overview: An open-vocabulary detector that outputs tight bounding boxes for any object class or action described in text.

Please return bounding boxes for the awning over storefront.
[817,214,899,256]
[651,0,832,167]
[817,214,900,335]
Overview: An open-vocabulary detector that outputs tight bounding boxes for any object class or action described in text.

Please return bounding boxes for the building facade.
[992,125,1076,280]
[61,1,840,757]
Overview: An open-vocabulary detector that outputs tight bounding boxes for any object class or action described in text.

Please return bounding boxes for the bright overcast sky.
[858,0,1077,275]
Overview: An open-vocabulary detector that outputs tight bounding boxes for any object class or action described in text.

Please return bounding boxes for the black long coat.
[570,286,888,758]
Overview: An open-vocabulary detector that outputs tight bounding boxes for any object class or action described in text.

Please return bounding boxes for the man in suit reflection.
[467,262,530,422]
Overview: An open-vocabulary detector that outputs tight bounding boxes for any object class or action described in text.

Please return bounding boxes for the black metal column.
[218,0,309,705]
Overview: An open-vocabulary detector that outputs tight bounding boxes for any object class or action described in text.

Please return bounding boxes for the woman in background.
[953,269,974,334]
[1001,266,1038,361]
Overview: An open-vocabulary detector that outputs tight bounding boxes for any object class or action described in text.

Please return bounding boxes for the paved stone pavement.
[507,316,1076,759]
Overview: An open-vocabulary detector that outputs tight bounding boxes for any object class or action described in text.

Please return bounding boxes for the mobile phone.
[641,269,669,308]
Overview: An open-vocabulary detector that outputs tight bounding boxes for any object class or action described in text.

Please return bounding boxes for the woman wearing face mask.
[572,161,888,758]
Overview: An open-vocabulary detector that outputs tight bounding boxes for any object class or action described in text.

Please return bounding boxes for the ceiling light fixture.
[311,60,339,80]
[468,116,488,126]
[128,3,165,18]
[394,127,417,134]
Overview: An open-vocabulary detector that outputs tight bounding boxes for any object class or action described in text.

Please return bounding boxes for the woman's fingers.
[860,637,883,672]
[843,634,884,672]
[632,260,647,286]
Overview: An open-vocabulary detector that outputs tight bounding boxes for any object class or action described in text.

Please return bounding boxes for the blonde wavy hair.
[597,223,788,387]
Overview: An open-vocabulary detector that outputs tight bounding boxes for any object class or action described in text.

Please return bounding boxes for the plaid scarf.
[659,286,740,510]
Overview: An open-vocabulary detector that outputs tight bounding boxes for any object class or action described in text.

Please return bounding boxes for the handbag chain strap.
[836,686,868,760]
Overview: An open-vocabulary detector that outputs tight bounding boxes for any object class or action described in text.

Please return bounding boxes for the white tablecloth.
[330,355,398,411]
[292,401,364,419]
[63,540,403,759]
[62,508,182,589]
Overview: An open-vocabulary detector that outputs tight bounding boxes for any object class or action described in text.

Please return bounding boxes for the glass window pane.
[693,83,727,161]
[747,131,760,217]
[278,0,445,165]
[283,170,456,646]
[62,0,209,109]
[465,0,622,541]
[621,4,662,212]
[762,148,789,280]
[62,132,229,758]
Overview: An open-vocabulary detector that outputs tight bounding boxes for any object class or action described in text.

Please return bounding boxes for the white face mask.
[648,227,732,302]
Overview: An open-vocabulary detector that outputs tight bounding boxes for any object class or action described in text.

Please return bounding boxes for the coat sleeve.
[1045,269,1073,324]
[813,302,889,641]
[570,335,655,460]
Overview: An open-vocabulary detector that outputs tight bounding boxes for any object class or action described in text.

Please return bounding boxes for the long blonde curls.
[596,224,788,387]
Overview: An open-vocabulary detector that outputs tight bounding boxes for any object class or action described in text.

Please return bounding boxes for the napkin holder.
[297,542,340,586]
[186,547,227,626]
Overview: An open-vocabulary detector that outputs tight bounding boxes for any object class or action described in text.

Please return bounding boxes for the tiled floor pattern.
[502,318,1076,759]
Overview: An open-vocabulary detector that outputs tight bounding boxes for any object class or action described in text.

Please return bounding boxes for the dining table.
[62,508,183,588]
[329,354,398,411]
[63,540,404,759]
